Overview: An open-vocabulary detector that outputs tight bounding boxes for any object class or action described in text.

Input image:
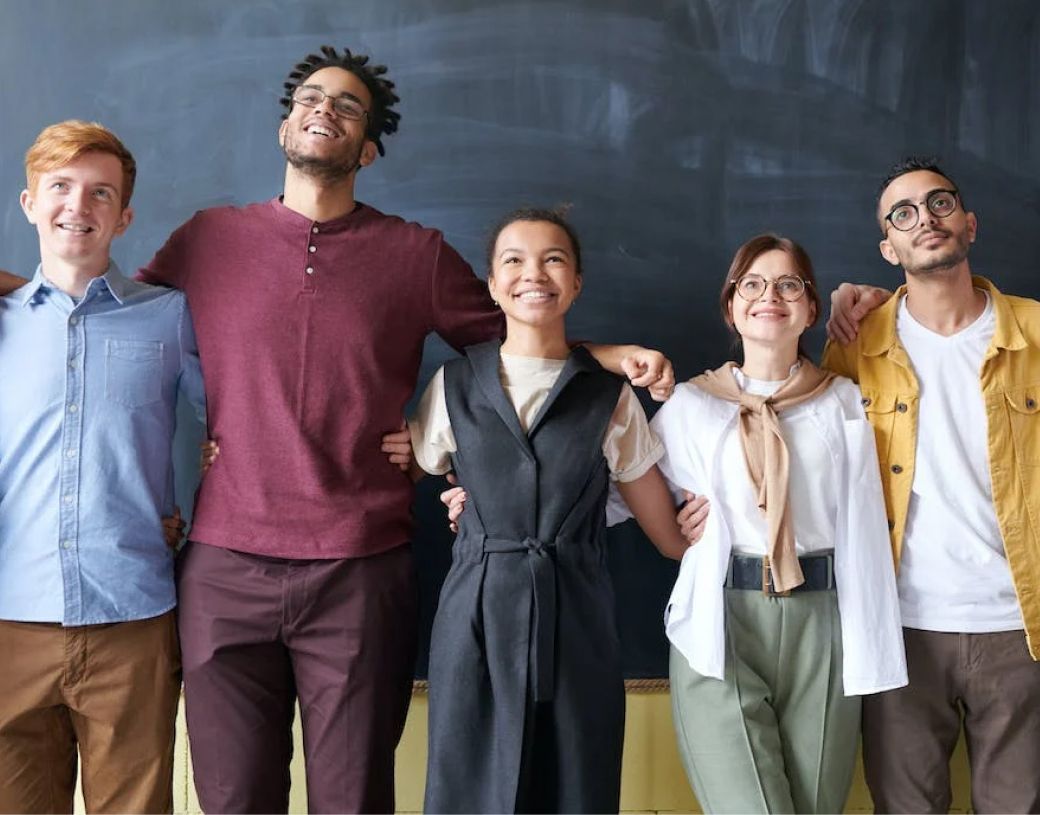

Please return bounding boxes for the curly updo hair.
[279,45,401,156]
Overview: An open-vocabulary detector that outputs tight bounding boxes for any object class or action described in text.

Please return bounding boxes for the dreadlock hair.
[280,45,400,156]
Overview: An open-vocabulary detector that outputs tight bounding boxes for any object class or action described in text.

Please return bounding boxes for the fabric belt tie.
[483,535,558,701]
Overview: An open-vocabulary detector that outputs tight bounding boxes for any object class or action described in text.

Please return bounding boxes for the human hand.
[620,347,675,402]
[381,421,413,473]
[162,506,185,550]
[200,439,220,474]
[676,491,710,544]
[439,473,468,534]
[826,283,892,344]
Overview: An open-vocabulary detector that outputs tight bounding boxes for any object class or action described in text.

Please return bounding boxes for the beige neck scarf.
[693,358,836,592]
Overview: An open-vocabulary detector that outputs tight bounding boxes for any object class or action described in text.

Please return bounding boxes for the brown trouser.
[863,627,1040,814]
[0,612,181,814]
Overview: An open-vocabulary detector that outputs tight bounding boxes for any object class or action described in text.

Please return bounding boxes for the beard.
[281,131,364,184]
[902,228,972,277]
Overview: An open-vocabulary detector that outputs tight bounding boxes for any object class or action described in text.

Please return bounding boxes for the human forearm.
[616,466,689,560]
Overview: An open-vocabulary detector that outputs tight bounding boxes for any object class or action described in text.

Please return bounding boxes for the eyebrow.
[498,245,572,257]
[47,176,118,192]
[300,83,365,105]
[886,188,951,211]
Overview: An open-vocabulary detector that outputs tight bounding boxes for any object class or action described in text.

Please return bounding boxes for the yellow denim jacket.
[822,277,1040,659]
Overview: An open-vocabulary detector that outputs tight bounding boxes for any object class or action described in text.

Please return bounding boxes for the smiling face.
[488,220,582,331]
[727,249,815,350]
[20,151,133,273]
[878,169,976,277]
[278,66,377,182]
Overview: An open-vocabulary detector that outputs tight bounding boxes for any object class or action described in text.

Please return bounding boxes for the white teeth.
[306,125,334,137]
[517,291,554,302]
[58,224,92,233]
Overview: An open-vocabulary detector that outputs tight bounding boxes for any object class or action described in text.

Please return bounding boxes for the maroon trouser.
[176,541,418,814]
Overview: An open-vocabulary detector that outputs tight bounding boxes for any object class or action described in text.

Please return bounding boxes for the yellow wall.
[154,690,973,814]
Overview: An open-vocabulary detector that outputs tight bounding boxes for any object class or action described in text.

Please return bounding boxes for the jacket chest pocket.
[1004,386,1040,465]
[859,390,913,467]
[105,339,164,408]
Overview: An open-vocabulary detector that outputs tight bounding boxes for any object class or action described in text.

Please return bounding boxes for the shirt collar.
[859,275,1025,355]
[14,261,129,307]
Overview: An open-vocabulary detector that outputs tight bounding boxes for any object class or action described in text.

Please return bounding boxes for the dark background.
[2,0,1038,677]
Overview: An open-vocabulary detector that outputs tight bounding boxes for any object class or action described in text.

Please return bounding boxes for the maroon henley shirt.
[141,198,502,559]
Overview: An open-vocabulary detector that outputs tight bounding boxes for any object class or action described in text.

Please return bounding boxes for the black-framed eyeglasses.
[884,189,959,232]
[291,85,368,121]
[731,273,809,302]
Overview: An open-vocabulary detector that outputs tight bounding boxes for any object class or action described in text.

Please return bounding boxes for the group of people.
[0,43,1037,815]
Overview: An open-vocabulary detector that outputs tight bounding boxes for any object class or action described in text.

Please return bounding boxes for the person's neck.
[500,321,570,360]
[281,165,359,222]
[40,253,108,298]
[740,340,800,382]
[903,264,985,336]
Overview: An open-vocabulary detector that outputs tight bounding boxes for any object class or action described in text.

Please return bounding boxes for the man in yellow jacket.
[824,157,1040,813]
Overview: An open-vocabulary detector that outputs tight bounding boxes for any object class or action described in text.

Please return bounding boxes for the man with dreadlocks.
[129,46,673,813]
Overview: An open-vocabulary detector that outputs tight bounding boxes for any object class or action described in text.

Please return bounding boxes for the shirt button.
[312,226,319,234]
[68,360,77,369]
[63,495,73,504]
[896,402,908,412]
[61,540,72,550]
[69,316,79,325]
[66,449,77,459]
[891,464,903,474]
[308,245,316,253]
[68,404,78,413]
[306,267,315,275]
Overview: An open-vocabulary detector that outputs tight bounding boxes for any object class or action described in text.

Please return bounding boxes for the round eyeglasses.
[291,85,368,121]
[884,189,959,232]
[731,274,809,302]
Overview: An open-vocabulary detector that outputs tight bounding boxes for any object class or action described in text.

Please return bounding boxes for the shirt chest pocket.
[105,339,164,408]
[1004,386,1040,465]
[859,390,913,467]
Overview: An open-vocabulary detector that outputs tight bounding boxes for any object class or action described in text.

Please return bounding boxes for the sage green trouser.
[670,588,860,814]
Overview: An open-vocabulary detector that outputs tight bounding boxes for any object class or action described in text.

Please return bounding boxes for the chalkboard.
[2,0,1039,678]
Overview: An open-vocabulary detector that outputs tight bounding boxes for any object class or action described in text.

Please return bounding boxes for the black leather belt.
[726,552,835,595]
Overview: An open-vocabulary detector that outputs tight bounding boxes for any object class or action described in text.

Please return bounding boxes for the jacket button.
[887,519,895,530]
[896,402,908,412]
[891,464,903,474]
[861,397,871,407]
[1028,398,1037,409]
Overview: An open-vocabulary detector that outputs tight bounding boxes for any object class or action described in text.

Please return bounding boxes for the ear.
[487,273,498,303]
[114,205,134,237]
[573,273,582,296]
[19,189,36,224]
[724,296,735,328]
[277,119,288,148]
[807,300,818,328]
[358,140,378,169]
[966,211,978,244]
[878,237,901,267]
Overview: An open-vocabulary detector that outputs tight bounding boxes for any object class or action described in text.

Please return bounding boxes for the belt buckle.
[762,555,790,597]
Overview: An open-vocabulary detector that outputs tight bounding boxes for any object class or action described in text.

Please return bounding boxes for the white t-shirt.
[896,292,1023,632]
[718,367,839,556]
[409,353,663,482]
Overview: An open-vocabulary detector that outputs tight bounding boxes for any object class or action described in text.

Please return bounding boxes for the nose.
[65,187,91,214]
[522,261,549,282]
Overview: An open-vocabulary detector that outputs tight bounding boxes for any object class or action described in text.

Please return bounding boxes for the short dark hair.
[720,234,821,358]
[485,207,583,277]
[280,45,400,156]
[876,156,964,228]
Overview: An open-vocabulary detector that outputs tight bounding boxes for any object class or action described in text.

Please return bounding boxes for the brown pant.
[0,612,181,814]
[863,627,1040,814]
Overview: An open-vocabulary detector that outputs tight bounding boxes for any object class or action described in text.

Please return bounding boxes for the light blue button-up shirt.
[0,264,205,625]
